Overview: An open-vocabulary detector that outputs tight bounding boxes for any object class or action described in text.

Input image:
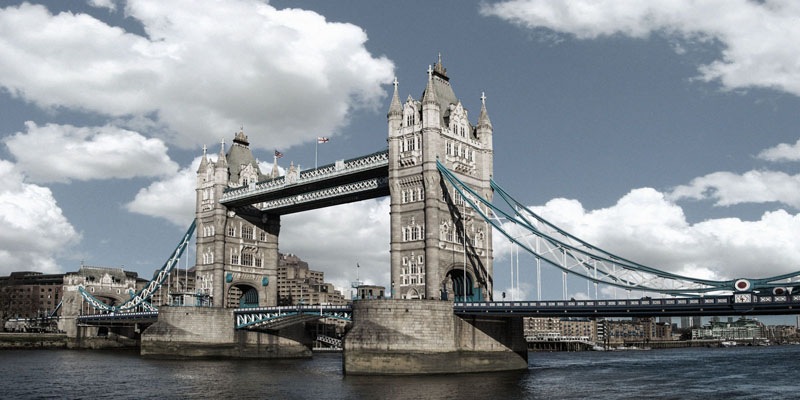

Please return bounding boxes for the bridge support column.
[141,306,311,358]
[343,299,527,375]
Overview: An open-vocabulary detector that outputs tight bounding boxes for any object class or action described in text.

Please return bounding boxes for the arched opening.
[446,269,482,302]
[406,288,420,299]
[226,284,258,308]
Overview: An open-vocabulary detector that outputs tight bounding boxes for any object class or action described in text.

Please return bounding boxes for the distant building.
[148,268,197,307]
[355,285,385,300]
[692,318,765,340]
[524,317,599,342]
[277,254,345,306]
[0,271,64,320]
[524,317,561,337]
[764,325,797,342]
[681,316,691,329]
[62,266,147,316]
[655,321,673,339]
[605,320,646,343]
[560,318,597,341]
[692,316,702,329]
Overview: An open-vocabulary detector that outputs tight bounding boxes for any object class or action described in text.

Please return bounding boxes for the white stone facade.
[388,60,494,301]
[194,132,279,308]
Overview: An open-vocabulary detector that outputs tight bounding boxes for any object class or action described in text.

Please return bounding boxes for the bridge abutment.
[140,306,311,358]
[343,299,527,375]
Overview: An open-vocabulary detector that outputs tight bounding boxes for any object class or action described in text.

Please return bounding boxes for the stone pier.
[141,306,311,358]
[343,299,528,375]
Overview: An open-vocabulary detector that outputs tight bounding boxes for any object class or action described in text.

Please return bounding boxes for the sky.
[1,1,800,321]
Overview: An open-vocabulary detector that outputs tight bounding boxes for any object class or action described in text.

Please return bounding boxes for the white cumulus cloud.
[494,187,800,281]
[4,121,177,184]
[0,0,394,150]
[87,0,116,11]
[0,160,81,274]
[281,198,390,290]
[668,170,800,209]
[481,0,800,96]
[758,138,800,162]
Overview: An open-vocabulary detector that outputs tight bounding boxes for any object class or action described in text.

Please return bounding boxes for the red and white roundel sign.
[734,279,751,291]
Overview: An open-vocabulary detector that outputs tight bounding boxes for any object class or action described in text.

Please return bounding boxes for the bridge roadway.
[77,292,800,328]
[453,293,800,318]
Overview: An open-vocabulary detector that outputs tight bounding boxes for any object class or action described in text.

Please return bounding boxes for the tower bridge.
[68,58,800,374]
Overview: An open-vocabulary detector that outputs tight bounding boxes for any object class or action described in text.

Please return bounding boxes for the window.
[418,255,424,264]
[242,226,254,240]
[446,142,452,155]
[255,257,262,267]
[260,231,266,241]
[231,253,239,265]
[402,257,408,265]
[228,226,236,237]
[409,189,416,202]
[402,191,407,203]
[242,253,253,266]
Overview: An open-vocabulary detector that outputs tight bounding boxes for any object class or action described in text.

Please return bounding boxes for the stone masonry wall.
[343,299,527,374]
[141,306,310,358]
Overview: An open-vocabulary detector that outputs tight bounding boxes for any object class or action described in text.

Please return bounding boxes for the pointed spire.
[270,153,280,178]
[388,76,401,117]
[478,91,492,128]
[217,139,227,166]
[422,65,437,106]
[197,144,209,172]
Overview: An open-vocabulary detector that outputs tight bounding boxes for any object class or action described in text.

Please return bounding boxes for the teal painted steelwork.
[437,160,800,294]
[78,220,196,313]
[49,300,62,318]
[226,273,233,283]
[240,287,259,308]
[450,270,481,302]
[261,277,269,286]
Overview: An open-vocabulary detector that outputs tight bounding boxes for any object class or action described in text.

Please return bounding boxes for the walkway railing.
[221,150,389,204]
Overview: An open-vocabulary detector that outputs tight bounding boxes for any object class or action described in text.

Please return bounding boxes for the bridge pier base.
[141,306,311,358]
[343,300,528,375]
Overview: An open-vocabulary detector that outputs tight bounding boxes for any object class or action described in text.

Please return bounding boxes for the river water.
[1,346,797,399]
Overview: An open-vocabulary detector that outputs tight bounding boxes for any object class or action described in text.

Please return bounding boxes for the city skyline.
[1,0,799,308]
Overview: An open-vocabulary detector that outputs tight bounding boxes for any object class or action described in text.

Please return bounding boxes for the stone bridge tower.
[195,132,280,308]
[388,59,494,301]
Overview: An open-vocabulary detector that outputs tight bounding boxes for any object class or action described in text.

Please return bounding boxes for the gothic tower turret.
[388,56,494,302]
[195,132,279,308]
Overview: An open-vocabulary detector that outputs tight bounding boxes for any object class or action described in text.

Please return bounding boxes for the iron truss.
[437,160,800,295]
[234,305,352,330]
[78,220,196,313]
[221,150,389,204]
[258,177,389,213]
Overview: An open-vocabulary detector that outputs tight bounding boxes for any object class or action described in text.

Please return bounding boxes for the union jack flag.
[274,150,283,158]
[317,137,329,143]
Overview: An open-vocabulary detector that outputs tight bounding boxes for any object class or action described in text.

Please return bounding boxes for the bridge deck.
[454,294,800,318]
[77,311,158,325]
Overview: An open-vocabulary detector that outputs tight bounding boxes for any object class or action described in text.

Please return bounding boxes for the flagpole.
[315,140,318,169]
